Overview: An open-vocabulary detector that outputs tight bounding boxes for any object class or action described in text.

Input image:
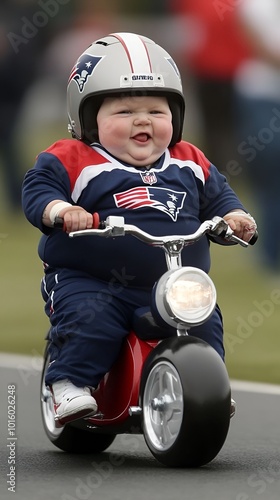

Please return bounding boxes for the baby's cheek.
[100,121,115,137]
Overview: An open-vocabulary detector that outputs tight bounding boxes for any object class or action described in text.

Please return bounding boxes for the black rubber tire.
[40,349,116,453]
[140,336,231,467]
[43,424,116,454]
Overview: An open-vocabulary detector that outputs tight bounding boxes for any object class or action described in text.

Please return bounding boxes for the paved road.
[0,355,280,500]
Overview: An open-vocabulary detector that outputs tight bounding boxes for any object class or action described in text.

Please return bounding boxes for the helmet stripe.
[112,33,152,73]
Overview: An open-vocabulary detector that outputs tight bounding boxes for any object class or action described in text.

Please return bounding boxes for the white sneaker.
[50,379,97,425]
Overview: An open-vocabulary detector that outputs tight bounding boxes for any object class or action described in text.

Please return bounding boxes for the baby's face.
[96,95,173,166]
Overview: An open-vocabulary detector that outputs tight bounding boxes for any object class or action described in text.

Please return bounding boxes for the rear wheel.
[41,350,115,453]
[141,336,231,467]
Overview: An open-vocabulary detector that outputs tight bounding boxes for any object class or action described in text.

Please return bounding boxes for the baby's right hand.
[58,206,93,233]
[42,200,93,232]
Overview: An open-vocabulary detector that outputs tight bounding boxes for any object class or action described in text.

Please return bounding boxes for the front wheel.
[40,349,116,453]
[141,336,231,467]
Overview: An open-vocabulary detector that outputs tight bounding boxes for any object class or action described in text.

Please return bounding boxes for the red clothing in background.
[171,0,252,78]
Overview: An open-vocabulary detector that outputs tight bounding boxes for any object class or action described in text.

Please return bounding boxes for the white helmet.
[67,32,185,147]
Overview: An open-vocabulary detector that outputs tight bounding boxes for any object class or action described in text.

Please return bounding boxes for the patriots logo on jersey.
[114,186,186,221]
[69,54,103,92]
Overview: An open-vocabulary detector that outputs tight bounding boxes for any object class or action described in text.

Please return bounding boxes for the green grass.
[0,211,49,357]
[210,243,280,384]
[1,207,280,385]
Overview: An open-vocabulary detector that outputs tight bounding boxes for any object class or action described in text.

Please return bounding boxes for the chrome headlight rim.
[153,267,217,328]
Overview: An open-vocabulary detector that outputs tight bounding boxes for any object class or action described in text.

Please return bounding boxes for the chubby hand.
[223,211,257,243]
[58,206,93,233]
[43,200,93,232]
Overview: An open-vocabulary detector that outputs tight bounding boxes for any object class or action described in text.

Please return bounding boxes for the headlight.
[153,267,216,328]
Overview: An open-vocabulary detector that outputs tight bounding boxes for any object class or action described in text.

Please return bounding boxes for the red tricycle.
[40,215,252,467]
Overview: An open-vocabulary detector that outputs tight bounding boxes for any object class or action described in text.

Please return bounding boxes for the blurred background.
[0,0,280,383]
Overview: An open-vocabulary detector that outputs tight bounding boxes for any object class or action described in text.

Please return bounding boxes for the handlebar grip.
[92,212,100,229]
[53,212,102,230]
[53,216,64,229]
[249,230,258,246]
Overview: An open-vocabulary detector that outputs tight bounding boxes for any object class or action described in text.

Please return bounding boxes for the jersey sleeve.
[170,141,246,219]
[22,146,72,233]
[200,162,245,220]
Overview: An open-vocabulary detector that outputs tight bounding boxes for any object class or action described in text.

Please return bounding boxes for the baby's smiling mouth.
[132,133,150,143]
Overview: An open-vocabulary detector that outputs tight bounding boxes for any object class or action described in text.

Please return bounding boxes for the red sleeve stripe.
[170,142,211,181]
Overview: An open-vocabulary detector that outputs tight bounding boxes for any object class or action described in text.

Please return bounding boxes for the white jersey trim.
[71,146,206,202]
[160,149,206,185]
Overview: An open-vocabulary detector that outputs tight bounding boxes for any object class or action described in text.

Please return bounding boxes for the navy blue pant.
[42,269,225,388]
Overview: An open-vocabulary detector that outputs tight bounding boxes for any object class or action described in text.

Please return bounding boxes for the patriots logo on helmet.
[166,57,181,78]
[69,54,104,92]
[114,186,186,221]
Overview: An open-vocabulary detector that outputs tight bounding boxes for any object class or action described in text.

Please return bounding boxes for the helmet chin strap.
[68,122,77,139]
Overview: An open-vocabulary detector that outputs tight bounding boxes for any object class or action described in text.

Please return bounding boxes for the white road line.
[231,379,280,395]
[0,352,43,371]
[1,352,280,395]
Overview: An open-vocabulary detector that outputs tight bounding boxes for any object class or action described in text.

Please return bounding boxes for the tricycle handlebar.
[68,215,251,248]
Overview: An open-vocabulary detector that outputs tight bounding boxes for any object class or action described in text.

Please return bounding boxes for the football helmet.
[67,32,185,146]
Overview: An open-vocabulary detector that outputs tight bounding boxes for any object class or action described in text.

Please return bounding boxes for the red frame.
[88,332,159,425]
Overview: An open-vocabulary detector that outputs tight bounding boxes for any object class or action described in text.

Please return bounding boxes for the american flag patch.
[114,187,154,209]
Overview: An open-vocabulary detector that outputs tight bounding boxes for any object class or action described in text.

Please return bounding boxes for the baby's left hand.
[223,211,257,243]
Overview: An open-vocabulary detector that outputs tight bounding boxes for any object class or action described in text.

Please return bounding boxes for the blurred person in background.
[168,0,252,170]
[43,0,120,83]
[234,0,280,274]
[20,0,122,143]
[41,0,169,92]
[0,0,61,210]
[0,1,40,209]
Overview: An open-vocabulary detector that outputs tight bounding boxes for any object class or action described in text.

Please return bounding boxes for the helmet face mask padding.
[67,32,185,147]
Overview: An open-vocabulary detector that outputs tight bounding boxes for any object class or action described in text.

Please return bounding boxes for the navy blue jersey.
[22,139,245,287]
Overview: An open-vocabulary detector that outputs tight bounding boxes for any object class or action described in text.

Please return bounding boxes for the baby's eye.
[150,110,164,115]
[117,109,131,114]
